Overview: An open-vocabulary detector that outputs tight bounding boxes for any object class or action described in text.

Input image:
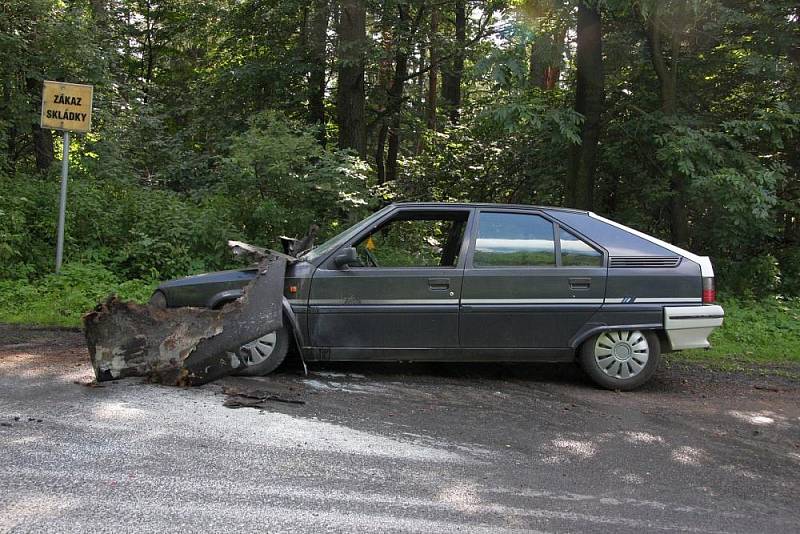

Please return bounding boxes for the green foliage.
[683,297,800,363]
[716,254,781,299]
[402,89,580,206]
[0,176,234,281]
[0,263,156,327]
[776,249,800,297]
[0,112,373,284]
[221,111,373,243]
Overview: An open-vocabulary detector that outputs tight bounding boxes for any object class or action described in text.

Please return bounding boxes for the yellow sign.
[40,81,93,133]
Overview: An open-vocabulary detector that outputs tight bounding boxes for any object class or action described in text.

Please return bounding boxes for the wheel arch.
[207,289,244,310]
[570,323,663,352]
[210,292,307,371]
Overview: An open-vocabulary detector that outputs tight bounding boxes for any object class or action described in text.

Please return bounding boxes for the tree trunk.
[336,0,367,158]
[26,78,54,173]
[529,24,567,90]
[89,0,107,23]
[308,0,329,145]
[643,7,688,246]
[3,78,17,174]
[33,127,54,172]
[426,6,439,130]
[385,49,408,182]
[375,3,412,183]
[143,0,155,104]
[374,2,395,183]
[566,2,603,210]
[375,123,388,183]
[441,0,465,123]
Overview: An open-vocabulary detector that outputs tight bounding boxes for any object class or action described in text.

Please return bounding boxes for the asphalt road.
[1,327,798,533]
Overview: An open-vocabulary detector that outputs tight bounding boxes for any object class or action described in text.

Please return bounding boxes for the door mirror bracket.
[333,247,359,269]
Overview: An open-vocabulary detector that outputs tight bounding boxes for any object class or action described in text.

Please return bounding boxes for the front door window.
[353,212,468,268]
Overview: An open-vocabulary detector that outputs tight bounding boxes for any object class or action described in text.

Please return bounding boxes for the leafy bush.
[221,111,374,244]
[0,112,374,286]
[716,254,781,299]
[0,176,230,281]
[776,248,800,297]
[0,263,156,327]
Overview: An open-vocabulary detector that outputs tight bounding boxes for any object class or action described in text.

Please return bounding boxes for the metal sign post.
[41,81,93,273]
[55,131,70,272]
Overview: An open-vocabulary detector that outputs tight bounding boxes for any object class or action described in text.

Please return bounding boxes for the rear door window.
[473,212,556,267]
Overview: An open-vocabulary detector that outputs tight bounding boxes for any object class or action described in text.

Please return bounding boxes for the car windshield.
[299,207,390,262]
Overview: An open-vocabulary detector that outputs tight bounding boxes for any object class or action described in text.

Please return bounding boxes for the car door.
[307,207,473,359]
[460,209,607,350]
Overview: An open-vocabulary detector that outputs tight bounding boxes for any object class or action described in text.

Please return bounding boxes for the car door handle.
[569,277,591,290]
[428,278,450,290]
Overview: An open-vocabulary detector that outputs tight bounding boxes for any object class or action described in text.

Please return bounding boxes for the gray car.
[151,203,724,390]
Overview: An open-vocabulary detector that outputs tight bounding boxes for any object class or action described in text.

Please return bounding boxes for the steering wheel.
[364,248,380,267]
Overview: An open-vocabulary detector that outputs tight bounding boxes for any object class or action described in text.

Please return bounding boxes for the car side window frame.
[467,210,558,269]
[466,209,608,269]
[553,220,608,268]
[555,223,606,268]
[323,207,476,271]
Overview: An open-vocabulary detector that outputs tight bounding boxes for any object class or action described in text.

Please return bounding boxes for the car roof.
[389,202,589,214]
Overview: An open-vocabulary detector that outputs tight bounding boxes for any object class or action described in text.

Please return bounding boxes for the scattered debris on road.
[83,254,285,386]
[222,385,306,409]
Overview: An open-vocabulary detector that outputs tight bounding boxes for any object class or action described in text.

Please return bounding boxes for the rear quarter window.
[548,210,676,257]
[560,229,603,267]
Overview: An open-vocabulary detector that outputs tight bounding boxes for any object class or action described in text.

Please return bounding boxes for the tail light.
[702,277,716,304]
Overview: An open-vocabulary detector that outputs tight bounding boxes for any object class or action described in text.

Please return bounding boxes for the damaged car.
[147,202,724,390]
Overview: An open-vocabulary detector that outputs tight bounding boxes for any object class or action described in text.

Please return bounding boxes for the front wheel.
[233,327,290,377]
[579,330,660,391]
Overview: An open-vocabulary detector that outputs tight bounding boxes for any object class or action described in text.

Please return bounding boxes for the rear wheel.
[233,326,290,377]
[579,330,660,390]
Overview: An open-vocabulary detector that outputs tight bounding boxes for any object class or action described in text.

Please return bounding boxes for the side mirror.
[333,247,359,269]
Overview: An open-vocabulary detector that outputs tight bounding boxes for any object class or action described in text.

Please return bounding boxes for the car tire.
[233,326,290,377]
[579,330,660,391]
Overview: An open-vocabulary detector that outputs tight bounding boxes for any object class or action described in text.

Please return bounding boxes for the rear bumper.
[664,305,724,350]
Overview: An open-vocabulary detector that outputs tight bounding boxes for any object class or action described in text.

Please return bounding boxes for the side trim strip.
[670,315,724,320]
[462,298,604,304]
[302,297,701,306]
[307,298,606,305]
[309,298,460,305]
[604,297,702,304]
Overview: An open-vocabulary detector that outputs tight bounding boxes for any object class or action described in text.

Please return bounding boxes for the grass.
[678,296,800,366]
[0,263,156,328]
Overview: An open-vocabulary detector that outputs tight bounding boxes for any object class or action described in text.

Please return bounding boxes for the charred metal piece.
[292,224,319,256]
[84,255,286,386]
[278,224,319,257]
[223,386,306,408]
